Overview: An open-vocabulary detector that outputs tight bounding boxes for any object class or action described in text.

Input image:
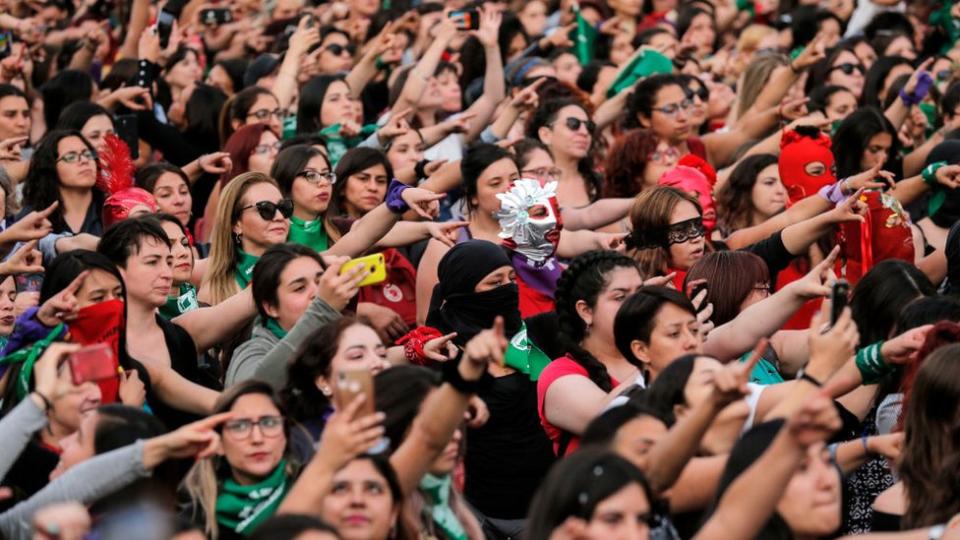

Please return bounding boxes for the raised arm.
[391,20,456,116]
[173,286,256,352]
[272,17,320,112]
[458,6,505,142]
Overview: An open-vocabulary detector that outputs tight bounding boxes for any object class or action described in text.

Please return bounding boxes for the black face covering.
[426,240,523,345]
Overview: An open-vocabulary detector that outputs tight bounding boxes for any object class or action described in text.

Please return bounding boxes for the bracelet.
[861,430,871,456]
[396,326,443,366]
[384,178,411,214]
[899,88,922,107]
[798,370,823,387]
[414,159,430,180]
[854,342,894,384]
[441,357,495,395]
[923,161,947,187]
[32,390,52,413]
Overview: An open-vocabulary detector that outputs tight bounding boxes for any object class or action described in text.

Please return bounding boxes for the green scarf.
[319,123,377,166]
[419,473,467,540]
[159,283,199,320]
[288,215,329,253]
[215,459,290,536]
[503,323,552,381]
[0,323,66,402]
[264,318,287,339]
[235,250,259,289]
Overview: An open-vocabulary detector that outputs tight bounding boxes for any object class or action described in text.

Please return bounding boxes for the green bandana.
[264,318,287,339]
[288,215,329,253]
[235,251,259,289]
[319,123,377,166]
[216,459,290,536]
[419,473,467,540]
[503,323,552,381]
[0,323,66,402]
[159,283,199,320]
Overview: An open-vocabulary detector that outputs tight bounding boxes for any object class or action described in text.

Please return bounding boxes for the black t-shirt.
[0,439,59,510]
[464,372,556,519]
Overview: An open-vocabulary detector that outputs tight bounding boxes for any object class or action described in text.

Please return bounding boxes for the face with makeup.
[495,179,563,263]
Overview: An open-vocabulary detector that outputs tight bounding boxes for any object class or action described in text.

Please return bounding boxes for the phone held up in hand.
[829,279,850,328]
[448,10,480,30]
[67,344,118,385]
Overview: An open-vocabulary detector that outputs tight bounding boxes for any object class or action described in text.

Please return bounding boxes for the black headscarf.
[426,240,523,345]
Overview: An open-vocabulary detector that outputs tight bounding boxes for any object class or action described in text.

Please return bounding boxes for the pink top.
[537,355,620,456]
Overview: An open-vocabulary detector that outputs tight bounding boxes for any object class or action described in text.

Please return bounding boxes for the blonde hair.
[201,172,279,305]
[628,186,702,278]
[736,24,778,56]
[735,53,788,119]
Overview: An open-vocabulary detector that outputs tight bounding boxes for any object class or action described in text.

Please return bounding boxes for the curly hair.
[22,129,101,233]
[603,129,660,198]
[554,250,642,392]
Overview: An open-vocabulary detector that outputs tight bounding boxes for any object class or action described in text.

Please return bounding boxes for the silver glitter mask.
[495,179,561,263]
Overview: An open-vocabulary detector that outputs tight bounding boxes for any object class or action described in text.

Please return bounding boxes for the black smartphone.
[448,9,480,30]
[199,8,232,26]
[0,32,12,61]
[304,13,318,28]
[114,114,139,159]
[157,0,187,49]
[830,280,850,327]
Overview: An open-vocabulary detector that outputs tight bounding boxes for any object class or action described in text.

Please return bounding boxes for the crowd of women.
[1,0,960,538]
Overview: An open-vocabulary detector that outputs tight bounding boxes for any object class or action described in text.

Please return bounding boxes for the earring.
[320,385,333,397]
[232,232,242,245]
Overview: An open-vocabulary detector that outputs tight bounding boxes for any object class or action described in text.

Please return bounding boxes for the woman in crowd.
[714,154,785,239]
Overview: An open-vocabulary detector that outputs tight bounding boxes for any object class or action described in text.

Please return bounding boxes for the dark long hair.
[374,365,441,454]
[185,83,228,144]
[22,129,101,233]
[831,107,898,179]
[55,101,113,132]
[525,449,655,540]
[332,147,394,217]
[252,243,325,320]
[683,251,769,326]
[715,153,779,233]
[555,251,642,392]
[296,74,347,135]
[850,260,935,345]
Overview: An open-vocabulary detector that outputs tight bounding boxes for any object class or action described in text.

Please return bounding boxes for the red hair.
[218,123,277,186]
[899,321,960,429]
[603,129,659,198]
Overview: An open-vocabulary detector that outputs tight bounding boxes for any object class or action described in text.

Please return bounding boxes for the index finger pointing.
[38,201,59,219]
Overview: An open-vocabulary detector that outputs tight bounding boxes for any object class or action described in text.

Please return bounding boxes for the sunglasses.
[58,150,97,164]
[561,117,596,133]
[685,84,709,101]
[830,63,865,76]
[326,43,356,57]
[937,69,953,82]
[238,199,294,221]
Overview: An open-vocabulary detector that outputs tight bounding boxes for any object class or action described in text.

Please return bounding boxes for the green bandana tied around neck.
[235,251,259,289]
[0,324,66,402]
[503,323,552,381]
[216,459,290,535]
[159,283,199,320]
[319,123,378,166]
[288,215,330,253]
[264,318,288,340]
[419,473,468,540]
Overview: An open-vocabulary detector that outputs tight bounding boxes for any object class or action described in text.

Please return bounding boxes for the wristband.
[414,159,430,180]
[923,161,947,187]
[396,326,443,366]
[854,342,894,384]
[861,430,871,456]
[374,57,386,71]
[384,179,411,214]
[797,369,823,387]
[819,182,848,204]
[441,357,495,395]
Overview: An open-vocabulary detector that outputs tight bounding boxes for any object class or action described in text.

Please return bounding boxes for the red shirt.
[537,356,620,456]
[517,273,556,319]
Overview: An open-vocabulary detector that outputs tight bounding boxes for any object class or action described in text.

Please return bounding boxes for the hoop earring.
[232,232,242,246]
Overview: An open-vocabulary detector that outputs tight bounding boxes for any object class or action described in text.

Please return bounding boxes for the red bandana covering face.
[67,299,125,403]
[778,129,836,204]
[659,165,717,232]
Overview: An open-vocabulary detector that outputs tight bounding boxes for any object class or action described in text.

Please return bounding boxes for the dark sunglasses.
[326,43,356,57]
[685,84,709,101]
[937,69,953,82]
[562,117,596,133]
[830,62,865,76]
[238,199,294,221]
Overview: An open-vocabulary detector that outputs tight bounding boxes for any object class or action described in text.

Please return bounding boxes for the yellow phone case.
[340,253,387,287]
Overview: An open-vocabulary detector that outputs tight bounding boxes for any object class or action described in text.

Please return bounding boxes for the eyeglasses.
[238,199,294,221]
[297,169,337,184]
[665,217,705,245]
[652,99,693,116]
[937,69,953,82]
[58,150,97,164]
[521,167,562,180]
[829,63,865,76]
[223,415,284,439]
[326,43,356,57]
[247,108,285,121]
[253,141,283,155]
[560,117,596,133]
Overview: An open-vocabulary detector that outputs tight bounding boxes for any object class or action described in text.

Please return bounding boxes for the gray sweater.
[226,296,341,388]
[0,398,48,483]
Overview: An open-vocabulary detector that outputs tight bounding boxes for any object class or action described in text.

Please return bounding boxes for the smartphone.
[335,369,375,417]
[303,13,318,28]
[199,8,232,26]
[448,9,480,30]
[340,253,386,287]
[830,280,850,327]
[157,9,177,49]
[114,114,139,159]
[14,272,43,294]
[67,344,118,385]
[0,32,12,61]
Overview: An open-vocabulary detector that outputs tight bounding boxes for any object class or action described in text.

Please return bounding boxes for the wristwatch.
[929,524,946,540]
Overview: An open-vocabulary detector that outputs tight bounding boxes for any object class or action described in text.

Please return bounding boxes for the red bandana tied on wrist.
[778,128,836,205]
[98,134,158,229]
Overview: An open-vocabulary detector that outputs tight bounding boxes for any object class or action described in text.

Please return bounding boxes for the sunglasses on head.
[238,199,294,221]
[562,117,596,133]
[326,43,356,56]
[830,62,865,75]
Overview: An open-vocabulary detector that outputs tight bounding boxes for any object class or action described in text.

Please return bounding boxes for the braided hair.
[555,250,642,392]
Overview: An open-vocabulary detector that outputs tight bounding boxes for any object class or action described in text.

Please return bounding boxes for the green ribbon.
[235,250,259,289]
[264,318,287,340]
[287,215,330,253]
[924,161,948,217]
[0,323,66,402]
[503,323,552,381]
[159,283,199,320]
[215,459,290,535]
[319,123,377,166]
[419,473,468,540]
